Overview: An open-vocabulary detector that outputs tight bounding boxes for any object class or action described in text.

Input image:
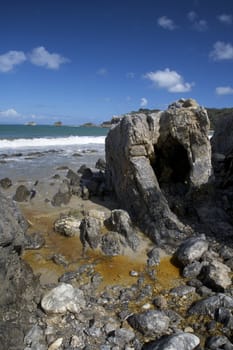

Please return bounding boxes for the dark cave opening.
[151,136,191,189]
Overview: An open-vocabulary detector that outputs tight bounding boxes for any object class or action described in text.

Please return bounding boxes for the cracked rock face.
[105,99,212,246]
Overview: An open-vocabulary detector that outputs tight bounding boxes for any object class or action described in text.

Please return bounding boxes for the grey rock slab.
[54,216,81,237]
[200,260,231,292]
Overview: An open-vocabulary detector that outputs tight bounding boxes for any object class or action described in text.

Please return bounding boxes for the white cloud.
[0,108,21,117]
[210,41,233,61]
[144,68,193,93]
[0,50,26,72]
[140,98,148,107]
[97,68,108,76]
[157,16,176,30]
[216,86,233,95]
[29,46,69,69]
[217,14,232,25]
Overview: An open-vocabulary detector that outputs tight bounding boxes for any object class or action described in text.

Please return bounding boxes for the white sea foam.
[0,136,106,149]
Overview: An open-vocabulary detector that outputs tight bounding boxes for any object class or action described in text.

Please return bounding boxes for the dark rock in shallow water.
[147,247,160,266]
[0,177,12,189]
[13,184,30,202]
[142,332,200,350]
[105,99,212,245]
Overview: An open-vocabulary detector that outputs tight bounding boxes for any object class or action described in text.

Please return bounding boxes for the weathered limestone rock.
[41,283,86,314]
[188,294,233,318]
[54,216,81,237]
[106,99,212,245]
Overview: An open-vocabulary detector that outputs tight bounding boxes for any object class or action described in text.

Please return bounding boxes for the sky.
[0,0,233,125]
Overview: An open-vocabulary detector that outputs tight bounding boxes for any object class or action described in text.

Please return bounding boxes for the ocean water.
[0,125,108,182]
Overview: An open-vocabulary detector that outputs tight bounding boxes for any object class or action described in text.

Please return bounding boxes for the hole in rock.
[151,136,191,191]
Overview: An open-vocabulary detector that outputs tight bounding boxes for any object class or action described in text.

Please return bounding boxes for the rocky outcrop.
[0,191,40,350]
[106,99,212,245]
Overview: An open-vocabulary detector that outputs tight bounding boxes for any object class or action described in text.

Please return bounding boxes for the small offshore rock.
[0,177,12,189]
[175,235,209,266]
[127,310,170,336]
[142,332,200,350]
[54,216,81,237]
[13,185,30,202]
[41,283,86,314]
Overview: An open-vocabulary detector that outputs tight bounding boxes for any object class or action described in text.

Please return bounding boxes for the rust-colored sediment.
[21,205,181,290]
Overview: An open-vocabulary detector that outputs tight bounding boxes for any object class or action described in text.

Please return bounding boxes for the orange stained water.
[21,206,181,290]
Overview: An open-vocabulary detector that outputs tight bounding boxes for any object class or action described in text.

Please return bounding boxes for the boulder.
[127,310,170,336]
[105,99,212,245]
[13,185,30,202]
[51,181,71,206]
[188,293,233,318]
[79,216,101,250]
[41,283,86,314]
[0,191,40,350]
[200,260,231,292]
[174,235,209,266]
[142,332,200,350]
[0,177,12,189]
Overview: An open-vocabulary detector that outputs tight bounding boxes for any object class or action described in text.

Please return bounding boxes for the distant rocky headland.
[1,98,233,349]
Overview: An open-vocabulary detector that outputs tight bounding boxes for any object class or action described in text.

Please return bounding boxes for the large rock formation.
[0,191,40,350]
[105,99,212,246]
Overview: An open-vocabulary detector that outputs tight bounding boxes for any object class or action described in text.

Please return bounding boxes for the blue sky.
[0,0,233,125]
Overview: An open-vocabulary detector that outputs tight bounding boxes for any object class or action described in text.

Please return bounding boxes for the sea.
[0,124,108,182]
